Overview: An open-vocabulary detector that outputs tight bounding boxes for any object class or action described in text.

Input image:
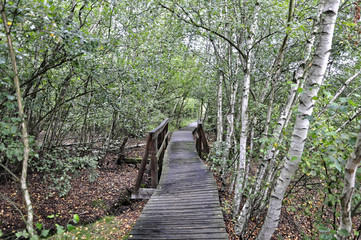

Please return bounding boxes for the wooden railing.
[133,119,170,196]
[193,122,209,159]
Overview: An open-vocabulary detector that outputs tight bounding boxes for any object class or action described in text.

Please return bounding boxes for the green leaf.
[304,115,314,122]
[323,91,332,97]
[348,99,357,107]
[329,102,339,110]
[312,96,319,100]
[16,230,29,238]
[67,224,76,231]
[338,229,350,236]
[297,87,303,93]
[318,225,330,233]
[339,106,348,113]
[354,230,360,236]
[73,214,80,224]
[47,214,55,218]
[0,229,3,237]
[339,97,348,103]
[330,163,342,172]
[41,229,50,237]
[291,156,298,162]
[6,95,15,101]
[30,235,39,240]
[36,222,42,230]
[350,136,357,145]
[56,224,65,235]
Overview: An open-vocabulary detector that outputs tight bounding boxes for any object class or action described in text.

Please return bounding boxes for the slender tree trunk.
[177,93,187,128]
[257,1,340,239]
[222,80,238,181]
[216,72,223,143]
[317,71,360,117]
[336,123,361,239]
[0,1,35,236]
[236,1,323,233]
[233,2,261,217]
[336,107,361,133]
[171,97,181,117]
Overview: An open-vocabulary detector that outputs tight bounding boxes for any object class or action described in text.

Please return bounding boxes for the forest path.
[129,122,228,239]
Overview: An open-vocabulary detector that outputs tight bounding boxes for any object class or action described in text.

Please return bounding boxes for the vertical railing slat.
[133,119,169,195]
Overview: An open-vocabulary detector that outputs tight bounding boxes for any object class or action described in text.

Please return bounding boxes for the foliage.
[1,0,361,238]
[48,215,136,240]
[30,152,99,196]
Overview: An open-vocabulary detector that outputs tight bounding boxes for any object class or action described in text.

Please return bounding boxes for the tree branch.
[158,2,247,60]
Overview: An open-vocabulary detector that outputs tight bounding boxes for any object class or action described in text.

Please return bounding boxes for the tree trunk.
[216,72,223,143]
[176,93,187,128]
[336,122,361,239]
[257,1,340,239]
[317,71,360,117]
[233,1,261,217]
[222,80,238,181]
[336,107,361,133]
[0,1,35,236]
[247,0,322,220]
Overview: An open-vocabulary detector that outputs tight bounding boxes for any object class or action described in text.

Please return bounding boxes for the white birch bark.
[222,81,238,178]
[336,123,361,239]
[257,1,340,239]
[0,1,35,236]
[235,0,303,234]
[233,1,260,217]
[217,72,223,143]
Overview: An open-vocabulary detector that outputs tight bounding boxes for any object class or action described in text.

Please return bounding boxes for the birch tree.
[233,1,261,216]
[257,0,341,239]
[0,1,35,237]
[335,122,361,239]
[216,72,223,143]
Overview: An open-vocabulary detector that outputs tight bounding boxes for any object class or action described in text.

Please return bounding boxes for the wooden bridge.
[129,121,228,239]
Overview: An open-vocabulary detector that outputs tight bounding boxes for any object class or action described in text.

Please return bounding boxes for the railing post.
[197,127,202,155]
[150,135,158,188]
[158,122,168,180]
[199,123,209,155]
[132,119,169,198]
[133,136,151,195]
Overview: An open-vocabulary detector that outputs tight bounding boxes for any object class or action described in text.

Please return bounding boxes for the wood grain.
[129,123,228,239]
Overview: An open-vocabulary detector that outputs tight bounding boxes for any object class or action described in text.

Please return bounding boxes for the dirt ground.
[1,136,360,239]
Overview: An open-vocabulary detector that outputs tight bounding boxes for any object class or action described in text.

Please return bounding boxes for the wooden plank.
[156,131,170,159]
[131,188,156,200]
[133,136,151,195]
[149,118,169,138]
[129,122,227,240]
[131,224,225,230]
[150,138,158,188]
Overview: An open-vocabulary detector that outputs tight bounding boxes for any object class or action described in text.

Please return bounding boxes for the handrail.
[133,119,170,195]
[193,122,209,159]
[149,118,169,138]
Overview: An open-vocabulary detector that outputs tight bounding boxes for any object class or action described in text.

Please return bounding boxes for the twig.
[0,163,20,182]
[0,192,26,223]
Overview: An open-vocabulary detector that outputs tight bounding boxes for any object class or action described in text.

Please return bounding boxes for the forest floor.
[1,135,360,239]
[0,138,149,239]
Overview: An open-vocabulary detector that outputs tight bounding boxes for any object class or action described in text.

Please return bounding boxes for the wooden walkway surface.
[129,122,228,239]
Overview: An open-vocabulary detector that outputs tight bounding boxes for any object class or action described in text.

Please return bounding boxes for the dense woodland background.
[1,0,361,239]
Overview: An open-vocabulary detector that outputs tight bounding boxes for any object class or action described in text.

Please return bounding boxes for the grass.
[47,215,135,240]
[168,117,197,132]
[147,117,197,133]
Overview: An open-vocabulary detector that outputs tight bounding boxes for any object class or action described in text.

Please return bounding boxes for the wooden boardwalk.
[129,122,228,239]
